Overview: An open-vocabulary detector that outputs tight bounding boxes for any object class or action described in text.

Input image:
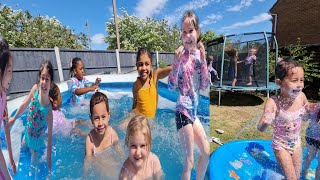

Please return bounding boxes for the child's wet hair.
[0,37,11,79]
[125,115,152,151]
[49,83,59,103]
[89,92,110,116]
[136,48,152,64]
[181,10,200,32]
[275,59,303,80]
[38,60,54,82]
[69,57,83,77]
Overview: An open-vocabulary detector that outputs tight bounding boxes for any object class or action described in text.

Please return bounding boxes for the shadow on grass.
[210,91,264,106]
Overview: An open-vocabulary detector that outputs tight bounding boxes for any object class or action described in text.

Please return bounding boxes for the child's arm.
[198,42,209,90]
[47,109,53,172]
[257,98,276,132]
[84,135,93,175]
[8,84,37,125]
[168,46,184,90]
[3,107,16,174]
[132,82,138,110]
[0,154,11,179]
[154,66,172,81]
[152,154,164,180]
[234,57,238,78]
[119,163,130,180]
[74,85,98,96]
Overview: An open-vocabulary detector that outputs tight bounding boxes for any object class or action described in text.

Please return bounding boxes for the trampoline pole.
[219,89,221,106]
[267,90,270,98]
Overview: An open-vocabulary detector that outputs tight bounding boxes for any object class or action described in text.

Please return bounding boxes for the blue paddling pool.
[210,140,318,180]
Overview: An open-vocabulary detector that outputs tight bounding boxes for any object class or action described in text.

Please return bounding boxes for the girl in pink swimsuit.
[258,59,309,179]
[49,83,86,136]
[0,36,16,178]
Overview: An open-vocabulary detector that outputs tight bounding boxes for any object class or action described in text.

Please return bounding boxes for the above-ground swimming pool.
[210,140,318,180]
[3,74,210,179]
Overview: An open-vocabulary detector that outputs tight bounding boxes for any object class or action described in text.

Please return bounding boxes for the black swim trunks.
[175,111,193,131]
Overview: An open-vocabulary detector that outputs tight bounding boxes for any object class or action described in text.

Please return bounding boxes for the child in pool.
[257,59,308,179]
[9,60,54,173]
[84,92,123,175]
[225,47,238,86]
[69,57,101,103]
[168,10,210,180]
[131,48,172,119]
[119,115,163,180]
[240,48,257,85]
[302,103,320,179]
[0,36,16,178]
[49,83,86,136]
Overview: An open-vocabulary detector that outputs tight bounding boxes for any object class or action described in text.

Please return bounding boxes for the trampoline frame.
[207,32,279,105]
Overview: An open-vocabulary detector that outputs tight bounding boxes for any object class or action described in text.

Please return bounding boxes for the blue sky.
[1,0,277,50]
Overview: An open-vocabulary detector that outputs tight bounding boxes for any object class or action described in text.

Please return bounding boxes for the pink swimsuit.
[271,95,307,154]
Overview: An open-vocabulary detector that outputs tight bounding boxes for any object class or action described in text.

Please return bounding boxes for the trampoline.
[209,140,318,180]
[207,32,280,105]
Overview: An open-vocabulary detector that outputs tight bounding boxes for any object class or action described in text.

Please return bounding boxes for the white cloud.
[91,33,105,45]
[165,0,212,25]
[134,0,168,18]
[227,0,253,12]
[221,13,271,30]
[200,14,223,28]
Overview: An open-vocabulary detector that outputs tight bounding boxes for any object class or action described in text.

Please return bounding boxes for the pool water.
[4,82,210,179]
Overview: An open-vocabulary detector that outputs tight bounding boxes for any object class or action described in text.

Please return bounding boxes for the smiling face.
[128,132,150,170]
[91,101,110,135]
[39,68,52,96]
[279,67,304,99]
[74,60,84,81]
[136,53,152,82]
[181,17,199,51]
[53,87,62,110]
[1,55,13,94]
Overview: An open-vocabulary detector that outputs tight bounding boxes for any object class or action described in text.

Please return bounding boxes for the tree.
[0,5,88,49]
[105,8,180,52]
[200,30,221,47]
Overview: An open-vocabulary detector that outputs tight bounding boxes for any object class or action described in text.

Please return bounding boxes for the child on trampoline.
[225,46,238,86]
[241,48,257,86]
[208,55,219,84]
[257,59,309,179]
[168,10,209,180]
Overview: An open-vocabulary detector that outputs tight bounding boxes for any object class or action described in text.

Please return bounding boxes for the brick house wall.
[270,0,320,47]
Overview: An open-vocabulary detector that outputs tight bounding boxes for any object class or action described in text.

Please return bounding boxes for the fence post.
[116,49,121,74]
[156,51,159,68]
[54,46,64,82]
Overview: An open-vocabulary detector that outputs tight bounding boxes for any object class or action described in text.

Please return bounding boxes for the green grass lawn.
[209,90,309,154]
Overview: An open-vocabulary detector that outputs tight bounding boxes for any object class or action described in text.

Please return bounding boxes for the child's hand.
[90,85,99,91]
[6,117,15,126]
[10,160,16,175]
[175,45,184,60]
[95,78,101,86]
[198,41,205,60]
